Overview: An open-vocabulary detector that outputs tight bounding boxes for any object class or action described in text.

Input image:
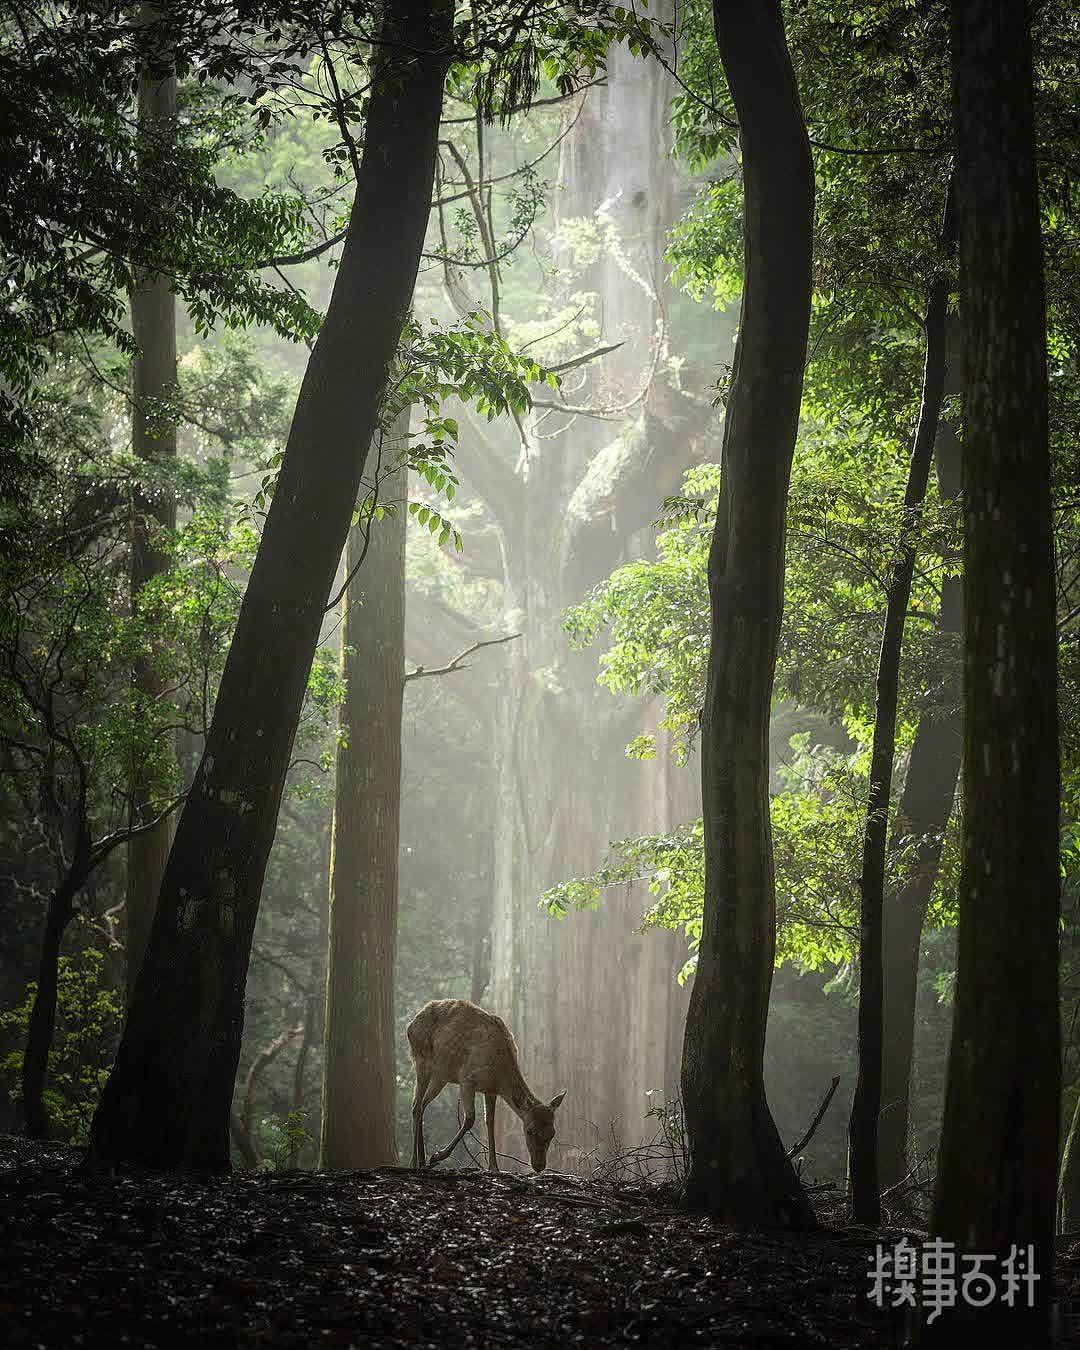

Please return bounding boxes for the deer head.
[521,1090,566,1172]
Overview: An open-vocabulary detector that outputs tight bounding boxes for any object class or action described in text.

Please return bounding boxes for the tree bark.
[88,0,452,1172]
[321,413,408,1171]
[486,18,699,1166]
[849,207,952,1225]
[878,319,964,1192]
[126,5,178,1005]
[678,0,816,1227]
[927,2,1059,1342]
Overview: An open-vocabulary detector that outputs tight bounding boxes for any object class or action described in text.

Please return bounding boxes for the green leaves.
[408,501,463,553]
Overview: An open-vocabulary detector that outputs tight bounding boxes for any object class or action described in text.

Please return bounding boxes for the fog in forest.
[1,0,1073,1225]
[154,22,959,1182]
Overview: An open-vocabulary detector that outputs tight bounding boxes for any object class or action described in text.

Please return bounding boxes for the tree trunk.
[321,414,408,1171]
[927,2,1059,1342]
[22,872,81,1138]
[849,212,952,1225]
[88,0,452,1172]
[1060,1093,1080,1235]
[678,0,816,1228]
[484,13,707,1169]
[290,821,329,1168]
[126,7,178,1005]
[878,319,964,1192]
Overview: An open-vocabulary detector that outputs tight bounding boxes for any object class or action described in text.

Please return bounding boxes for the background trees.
[0,4,1075,1293]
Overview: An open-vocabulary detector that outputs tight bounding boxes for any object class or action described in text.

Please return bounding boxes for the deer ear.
[549,1090,566,1111]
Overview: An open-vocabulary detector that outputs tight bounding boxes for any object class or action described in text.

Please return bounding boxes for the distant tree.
[848,193,954,1225]
[927,1,1060,1344]
[678,0,816,1227]
[879,341,963,1190]
[321,413,409,1171]
[126,5,179,1003]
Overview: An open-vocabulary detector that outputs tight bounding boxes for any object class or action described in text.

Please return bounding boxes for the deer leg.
[485,1093,500,1173]
[428,1084,476,1168]
[411,1068,432,1170]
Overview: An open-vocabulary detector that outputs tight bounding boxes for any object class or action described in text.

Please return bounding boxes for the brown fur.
[406,998,565,1173]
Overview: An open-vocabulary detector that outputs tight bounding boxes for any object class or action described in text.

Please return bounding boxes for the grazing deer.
[407,998,566,1173]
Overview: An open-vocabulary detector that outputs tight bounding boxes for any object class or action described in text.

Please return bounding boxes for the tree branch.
[405,632,519,685]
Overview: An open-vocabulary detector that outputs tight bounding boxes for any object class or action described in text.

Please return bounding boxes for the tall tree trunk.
[321,414,408,1170]
[127,6,178,1005]
[88,0,452,1172]
[486,15,702,1166]
[928,1,1059,1342]
[21,870,81,1138]
[849,207,952,1225]
[878,319,964,1192]
[678,0,816,1228]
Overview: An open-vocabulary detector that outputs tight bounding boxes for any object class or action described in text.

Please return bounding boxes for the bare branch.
[405,632,520,685]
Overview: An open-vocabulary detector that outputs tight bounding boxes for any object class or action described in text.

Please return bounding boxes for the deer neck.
[503,1065,541,1119]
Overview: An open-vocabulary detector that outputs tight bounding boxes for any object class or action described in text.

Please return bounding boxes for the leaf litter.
[3,1136,1079,1347]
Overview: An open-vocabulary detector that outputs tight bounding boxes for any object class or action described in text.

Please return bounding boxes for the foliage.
[259,1109,315,1171]
[541,738,945,980]
[0,943,122,1143]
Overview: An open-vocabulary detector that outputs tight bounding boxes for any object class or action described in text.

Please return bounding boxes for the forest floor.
[2,1135,1079,1348]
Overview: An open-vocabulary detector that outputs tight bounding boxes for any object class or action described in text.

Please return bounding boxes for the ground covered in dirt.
[2,1136,1078,1348]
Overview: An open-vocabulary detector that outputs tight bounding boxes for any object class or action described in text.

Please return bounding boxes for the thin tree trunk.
[878,328,964,1191]
[229,1023,302,1169]
[849,206,952,1225]
[289,822,329,1169]
[88,0,452,1172]
[927,2,1059,1342]
[679,0,816,1228]
[321,414,408,1171]
[1060,1093,1080,1235]
[126,5,178,1004]
[22,870,82,1138]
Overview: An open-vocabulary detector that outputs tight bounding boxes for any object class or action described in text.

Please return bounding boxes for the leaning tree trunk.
[321,414,408,1170]
[849,205,952,1225]
[928,1,1059,1343]
[878,318,964,1192]
[126,6,178,1004]
[88,0,452,1172]
[678,0,816,1227]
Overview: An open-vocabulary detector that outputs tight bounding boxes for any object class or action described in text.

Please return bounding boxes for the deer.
[406,998,566,1173]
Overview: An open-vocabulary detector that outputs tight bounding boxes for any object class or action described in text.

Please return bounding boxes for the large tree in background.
[927,0,1060,1343]
[678,0,815,1226]
[126,6,178,1004]
[480,14,706,1158]
[89,0,453,1171]
[321,414,409,1170]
